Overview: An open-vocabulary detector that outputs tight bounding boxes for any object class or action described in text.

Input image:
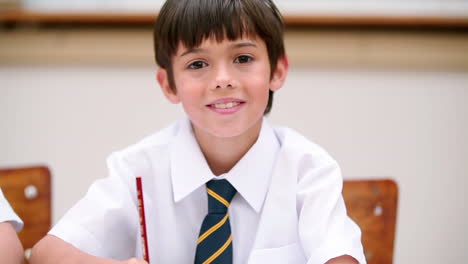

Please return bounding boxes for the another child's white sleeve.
[0,188,24,232]
[48,152,140,260]
[297,160,367,264]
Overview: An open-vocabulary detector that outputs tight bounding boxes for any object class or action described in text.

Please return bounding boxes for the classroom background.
[1,0,467,263]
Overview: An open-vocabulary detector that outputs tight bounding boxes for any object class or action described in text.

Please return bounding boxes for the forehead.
[175,35,265,55]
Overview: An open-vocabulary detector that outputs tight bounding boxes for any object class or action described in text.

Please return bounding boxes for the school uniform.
[0,188,23,232]
[49,117,366,264]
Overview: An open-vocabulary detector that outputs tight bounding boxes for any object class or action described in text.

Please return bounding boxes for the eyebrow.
[179,42,258,57]
[232,42,257,49]
[180,48,203,57]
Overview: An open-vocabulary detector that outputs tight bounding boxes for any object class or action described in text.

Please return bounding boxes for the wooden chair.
[0,166,51,263]
[343,179,398,264]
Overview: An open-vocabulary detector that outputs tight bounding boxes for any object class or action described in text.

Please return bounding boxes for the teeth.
[213,102,240,109]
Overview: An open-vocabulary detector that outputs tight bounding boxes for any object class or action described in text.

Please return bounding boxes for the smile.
[206,98,245,115]
[212,102,241,109]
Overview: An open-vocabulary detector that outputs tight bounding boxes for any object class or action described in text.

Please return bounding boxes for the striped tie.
[194,179,237,264]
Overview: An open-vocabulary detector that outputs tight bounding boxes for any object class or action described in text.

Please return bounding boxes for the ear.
[157,68,180,104]
[269,56,289,92]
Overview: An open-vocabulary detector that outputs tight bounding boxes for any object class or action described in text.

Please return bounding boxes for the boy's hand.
[121,258,148,264]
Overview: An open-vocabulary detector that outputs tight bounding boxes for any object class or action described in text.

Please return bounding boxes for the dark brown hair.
[154,0,285,114]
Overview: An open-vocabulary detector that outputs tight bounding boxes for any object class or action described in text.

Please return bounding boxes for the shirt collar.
[171,117,213,204]
[171,117,280,213]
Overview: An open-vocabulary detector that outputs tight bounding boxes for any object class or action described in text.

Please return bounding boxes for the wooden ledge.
[1,11,468,28]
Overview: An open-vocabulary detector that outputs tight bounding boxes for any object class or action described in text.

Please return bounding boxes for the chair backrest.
[343,179,398,264]
[0,166,51,263]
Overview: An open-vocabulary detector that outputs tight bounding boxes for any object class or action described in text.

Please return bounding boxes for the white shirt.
[50,117,366,264]
[0,188,24,232]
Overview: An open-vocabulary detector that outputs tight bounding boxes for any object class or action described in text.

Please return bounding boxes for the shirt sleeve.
[48,152,140,260]
[0,188,24,232]
[297,158,367,264]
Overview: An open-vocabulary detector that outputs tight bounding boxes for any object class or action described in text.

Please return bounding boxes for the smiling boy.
[31,0,366,263]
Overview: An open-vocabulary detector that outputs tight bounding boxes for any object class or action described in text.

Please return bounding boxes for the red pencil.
[136,177,150,263]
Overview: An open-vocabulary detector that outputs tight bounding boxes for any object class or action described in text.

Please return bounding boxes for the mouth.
[206,98,246,114]
[206,98,246,109]
[210,101,243,109]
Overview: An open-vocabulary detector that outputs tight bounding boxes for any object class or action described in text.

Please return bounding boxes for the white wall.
[1,66,467,263]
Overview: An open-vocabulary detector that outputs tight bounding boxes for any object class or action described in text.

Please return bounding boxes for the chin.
[208,127,246,138]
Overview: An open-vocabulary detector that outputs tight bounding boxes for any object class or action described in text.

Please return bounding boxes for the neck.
[193,121,262,176]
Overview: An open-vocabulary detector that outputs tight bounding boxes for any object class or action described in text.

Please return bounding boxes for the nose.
[213,64,235,90]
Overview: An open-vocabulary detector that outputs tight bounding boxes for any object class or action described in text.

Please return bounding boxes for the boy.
[31,0,366,263]
[0,188,24,264]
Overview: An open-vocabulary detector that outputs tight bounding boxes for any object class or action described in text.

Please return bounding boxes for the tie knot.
[206,179,237,214]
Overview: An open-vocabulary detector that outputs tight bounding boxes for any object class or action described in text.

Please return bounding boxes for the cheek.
[176,70,209,89]
[248,81,270,108]
[248,64,272,91]
[176,82,205,107]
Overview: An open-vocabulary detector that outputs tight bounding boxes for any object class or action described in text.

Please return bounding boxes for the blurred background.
[1,0,467,263]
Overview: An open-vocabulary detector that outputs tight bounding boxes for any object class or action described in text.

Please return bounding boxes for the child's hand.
[120,258,148,264]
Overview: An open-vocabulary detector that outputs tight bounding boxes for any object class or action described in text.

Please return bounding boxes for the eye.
[234,55,253,64]
[188,61,208,69]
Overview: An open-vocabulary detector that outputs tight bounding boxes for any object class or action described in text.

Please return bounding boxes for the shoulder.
[273,125,337,165]
[107,120,183,171]
[272,125,342,185]
[121,120,181,154]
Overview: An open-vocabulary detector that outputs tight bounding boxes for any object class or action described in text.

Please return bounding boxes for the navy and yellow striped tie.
[194,179,237,264]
